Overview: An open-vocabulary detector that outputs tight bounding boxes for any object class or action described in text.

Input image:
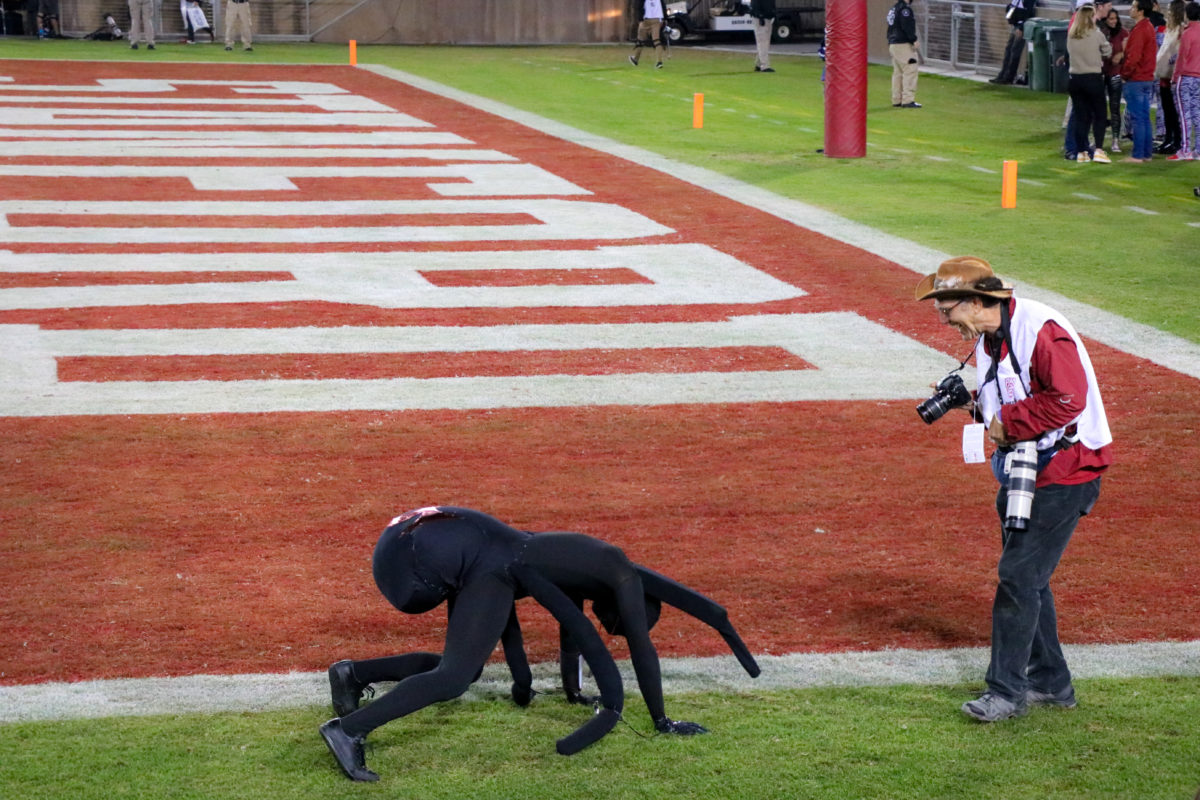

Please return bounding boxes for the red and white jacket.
[975,296,1113,487]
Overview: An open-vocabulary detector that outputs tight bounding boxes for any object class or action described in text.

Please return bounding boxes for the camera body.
[917,372,972,424]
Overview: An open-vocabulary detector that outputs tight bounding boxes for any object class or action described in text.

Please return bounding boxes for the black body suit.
[336,506,759,756]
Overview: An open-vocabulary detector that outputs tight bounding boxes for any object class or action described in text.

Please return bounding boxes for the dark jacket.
[750,0,776,20]
[1005,0,1036,31]
[887,0,918,45]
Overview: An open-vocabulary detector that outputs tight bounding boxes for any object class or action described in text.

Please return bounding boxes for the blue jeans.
[985,478,1101,701]
[1123,80,1155,159]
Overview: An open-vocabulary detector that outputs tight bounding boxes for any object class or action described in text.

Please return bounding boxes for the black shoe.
[901,102,922,108]
[130,43,138,49]
[319,719,379,782]
[225,45,233,51]
[759,67,774,72]
[892,103,902,107]
[1194,186,1200,198]
[244,46,253,51]
[655,62,663,69]
[988,77,1009,84]
[328,659,366,718]
[628,54,638,66]
[147,43,155,50]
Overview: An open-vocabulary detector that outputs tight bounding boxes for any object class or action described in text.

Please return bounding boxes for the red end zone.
[0,61,1197,685]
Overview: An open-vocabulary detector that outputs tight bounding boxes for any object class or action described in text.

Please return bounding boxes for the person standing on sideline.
[887,0,921,107]
[1169,1,1200,160]
[750,0,776,72]
[992,0,1037,84]
[224,0,253,51]
[127,0,155,49]
[629,0,665,69]
[1121,0,1159,161]
[915,256,1112,723]
[1099,7,1129,152]
[1067,3,1113,162]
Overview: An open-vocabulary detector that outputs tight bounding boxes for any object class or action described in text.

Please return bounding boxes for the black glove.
[511,681,533,707]
[653,716,709,735]
[565,689,601,706]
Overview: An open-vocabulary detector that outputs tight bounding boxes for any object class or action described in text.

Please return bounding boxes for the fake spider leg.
[509,564,624,755]
[634,565,762,678]
[501,605,536,706]
[339,572,515,739]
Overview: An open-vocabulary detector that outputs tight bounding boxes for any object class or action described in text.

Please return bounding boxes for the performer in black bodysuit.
[319,506,760,782]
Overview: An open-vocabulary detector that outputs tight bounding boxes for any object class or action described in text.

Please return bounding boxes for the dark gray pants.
[986,478,1101,701]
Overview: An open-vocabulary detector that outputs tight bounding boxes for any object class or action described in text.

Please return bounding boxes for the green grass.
[3,679,1200,799]
[4,40,1196,342]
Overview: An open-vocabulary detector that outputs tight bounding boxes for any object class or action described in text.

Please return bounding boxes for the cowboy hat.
[914,256,1014,301]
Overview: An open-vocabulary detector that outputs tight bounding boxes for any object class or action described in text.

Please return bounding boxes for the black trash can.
[1048,26,1070,94]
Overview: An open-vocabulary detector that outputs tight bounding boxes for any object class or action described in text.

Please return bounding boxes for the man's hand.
[988,416,1012,447]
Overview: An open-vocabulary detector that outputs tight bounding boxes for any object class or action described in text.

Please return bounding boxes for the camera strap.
[980,301,1029,405]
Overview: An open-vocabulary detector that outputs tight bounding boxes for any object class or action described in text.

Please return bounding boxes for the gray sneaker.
[1026,685,1077,709]
[961,692,1028,722]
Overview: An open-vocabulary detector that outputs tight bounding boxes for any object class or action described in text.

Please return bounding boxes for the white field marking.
[1018,178,1046,186]
[0,93,394,111]
[357,66,1200,381]
[923,155,952,162]
[0,244,798,310]
[0,108,434,127]
[1073,192,1101,201]
[0,198,670,245]
[3,640,1199,722]
[1125,205,1159,215]
[0,78,354,95]
[969,165,997,174]
[0,137,476,156]
[0,313,957,416]
[0,129,457,143]
[0,163,588,195]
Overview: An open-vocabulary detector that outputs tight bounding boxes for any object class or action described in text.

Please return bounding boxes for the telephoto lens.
[1004,441,1039,531]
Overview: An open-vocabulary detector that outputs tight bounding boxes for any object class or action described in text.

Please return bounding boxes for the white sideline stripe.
[3,641,1199,723]
[358,64,1200,381]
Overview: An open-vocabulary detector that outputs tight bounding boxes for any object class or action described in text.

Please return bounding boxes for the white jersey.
[643,0,665,20]
[975,295,1112,453]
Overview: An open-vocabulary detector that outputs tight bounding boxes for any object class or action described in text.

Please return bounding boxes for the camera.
[916,372,972,424]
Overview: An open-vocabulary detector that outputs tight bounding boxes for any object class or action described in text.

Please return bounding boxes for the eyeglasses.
[935,299,966,317]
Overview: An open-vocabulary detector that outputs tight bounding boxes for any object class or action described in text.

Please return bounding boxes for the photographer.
[915,256,1112,723]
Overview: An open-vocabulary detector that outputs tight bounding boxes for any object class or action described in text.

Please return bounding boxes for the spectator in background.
[992,0,1037,84]
[750,0,776,72]
[35,0,59,37]
[1154,0,1186,153]
[629,0,665,69]
[181,0,214,43]
[127,0,155,49]
[1169,1,1200,160]
[1068,3,1114,162]
[887,0,922,107]
[1099,8,1128,152]
[1122,0,1159,161]
[1062,0,1113,161]
[224,0,253,52]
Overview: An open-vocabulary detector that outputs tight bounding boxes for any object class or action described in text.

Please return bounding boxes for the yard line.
[2,641,1198,723]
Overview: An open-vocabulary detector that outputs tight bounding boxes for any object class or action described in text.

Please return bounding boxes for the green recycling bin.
[1025,19,1069,92]
[1025,18,1052,92]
